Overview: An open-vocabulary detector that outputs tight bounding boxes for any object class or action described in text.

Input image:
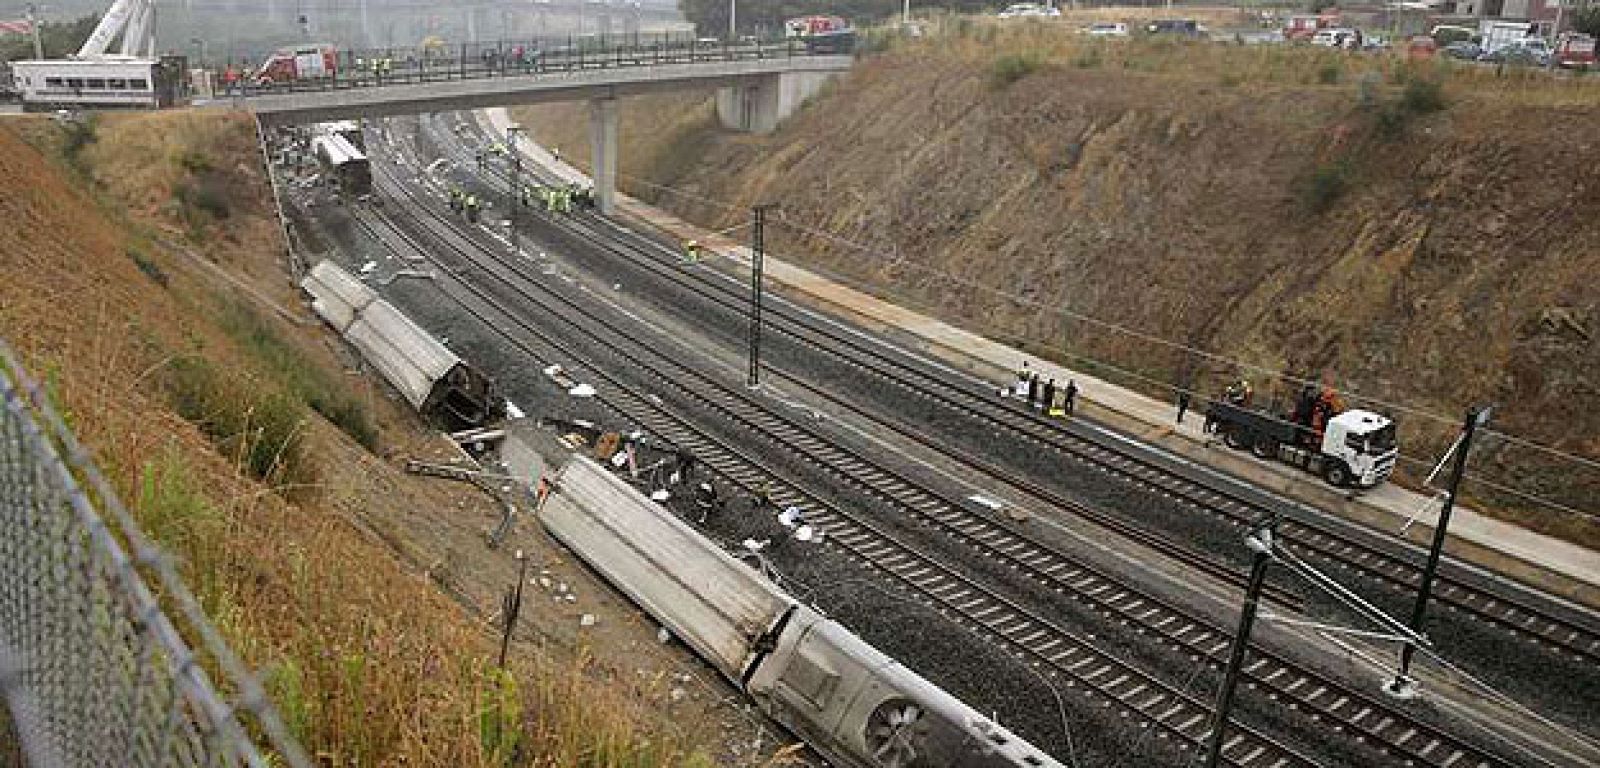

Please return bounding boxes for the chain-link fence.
[0,341,309,768]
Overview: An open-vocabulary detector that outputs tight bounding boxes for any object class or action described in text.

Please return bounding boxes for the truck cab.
[1321,410,1397,487]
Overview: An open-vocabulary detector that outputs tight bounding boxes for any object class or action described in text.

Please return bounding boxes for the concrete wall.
[715,70,836,135]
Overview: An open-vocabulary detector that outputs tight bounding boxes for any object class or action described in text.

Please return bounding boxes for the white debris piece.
[505,400,526,419]
[568,383,596,398]
[359,261,377,274]
[650,489,671,502]
[580,614,597,627]
[967,495,1005,511]
[657,627,672,644]
[669,687,687,703]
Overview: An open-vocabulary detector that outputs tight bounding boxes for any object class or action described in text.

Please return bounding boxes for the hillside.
[514,21,1600,544]
[0,111,735,765]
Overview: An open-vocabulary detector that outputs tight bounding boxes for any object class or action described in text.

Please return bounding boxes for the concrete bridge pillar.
[715,71,837,134]
[589,97,619,215]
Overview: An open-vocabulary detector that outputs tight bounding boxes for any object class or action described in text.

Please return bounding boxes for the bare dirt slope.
[515,30,1600,542]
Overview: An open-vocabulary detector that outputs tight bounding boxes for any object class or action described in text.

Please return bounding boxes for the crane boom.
[77,0,154,58]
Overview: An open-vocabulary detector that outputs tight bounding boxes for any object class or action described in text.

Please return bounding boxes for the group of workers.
[446,182,594,220]
[447,187,482,221]
[1014,361,1077,417]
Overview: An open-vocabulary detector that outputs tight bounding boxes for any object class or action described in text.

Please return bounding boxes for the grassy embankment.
[0,111,716,766]
[516,19,1600,547]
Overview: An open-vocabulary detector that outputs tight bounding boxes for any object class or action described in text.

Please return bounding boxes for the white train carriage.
[540,455,796,682]
[540,458,1065,768]
[301,261,500,426]
[10,55,188,112]
[310,133,372,196]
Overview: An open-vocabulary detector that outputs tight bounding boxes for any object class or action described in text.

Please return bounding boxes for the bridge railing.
[226,31,852,97]
[0,340,311,768]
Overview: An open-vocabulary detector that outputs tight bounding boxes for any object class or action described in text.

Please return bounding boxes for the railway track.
[425,112,1600,672]
[344,165,1315,767]
[339,148,1523,767]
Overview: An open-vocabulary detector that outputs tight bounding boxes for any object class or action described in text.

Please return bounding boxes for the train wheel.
[1251,438,1277,460]
[1324,461,1351,488]
[1223,427,1251,451]
[864,698,927,768]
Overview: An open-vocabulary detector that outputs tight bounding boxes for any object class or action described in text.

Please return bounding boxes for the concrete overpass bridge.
[229,38,852,213]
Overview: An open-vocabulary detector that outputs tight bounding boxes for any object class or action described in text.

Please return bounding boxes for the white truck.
[1479,20,1537,55]
[1207,391,1398,489]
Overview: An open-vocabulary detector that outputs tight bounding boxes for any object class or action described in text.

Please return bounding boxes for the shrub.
[1375,102,1411,137]
[176,176,231,221]
[166,356,312,489]
[991,51,1044,88]
[1317,62,1342,84]
[220,304,379,451]
[128,247,169,287]
[1402,78,1446,114]
[1300,161,1351,214]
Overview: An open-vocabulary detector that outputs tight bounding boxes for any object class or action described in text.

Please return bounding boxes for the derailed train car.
[541,458,1065,768]
[301,260,501,427]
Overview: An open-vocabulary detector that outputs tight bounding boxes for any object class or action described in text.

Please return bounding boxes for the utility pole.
[497,550,529,669]
[747,203,776,388]
[728,0,736,40]
[25,4,43,59]
[903,0,911,26]
[1387,406,1490,698]
[505,123,524,254]
[1203,514,1278,768]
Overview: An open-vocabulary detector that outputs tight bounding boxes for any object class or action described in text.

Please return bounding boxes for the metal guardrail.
[0,341,311,768]
[226,33,852,97]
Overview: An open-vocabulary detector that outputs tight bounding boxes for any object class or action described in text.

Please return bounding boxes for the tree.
[1573,5,1600,38]
[0,14,99,61]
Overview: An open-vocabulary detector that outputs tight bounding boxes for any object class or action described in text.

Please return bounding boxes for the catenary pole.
[1203,514,1278,768]
[1387,406,1489,697]
[747,203,775,388]
[26,4,43,59]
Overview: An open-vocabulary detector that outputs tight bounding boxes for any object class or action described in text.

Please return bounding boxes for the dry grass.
[0,113,718,765]
[902,14,1600,107]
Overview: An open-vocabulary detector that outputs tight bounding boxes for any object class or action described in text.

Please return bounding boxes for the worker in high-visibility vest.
[464,195,480,222]
[683,240,702,263]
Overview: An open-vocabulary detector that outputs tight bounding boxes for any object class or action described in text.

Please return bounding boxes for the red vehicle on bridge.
[784,15,856,54]
[254,44,338,85]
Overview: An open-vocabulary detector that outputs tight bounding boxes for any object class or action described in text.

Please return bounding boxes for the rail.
[0,340,310,767]
[223,33,849,98]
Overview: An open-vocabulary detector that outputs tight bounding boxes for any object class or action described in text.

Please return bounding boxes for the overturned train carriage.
[541,458,1065,768]
[301,260,500,427]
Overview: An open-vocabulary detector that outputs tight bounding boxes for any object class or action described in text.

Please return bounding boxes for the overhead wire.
[616,174,1599,522]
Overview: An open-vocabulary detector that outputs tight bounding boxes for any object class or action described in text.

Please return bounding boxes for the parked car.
[1555,33,1597,69]
[1082,21,1130,37]
[1441,41,1483,60]
[997,3,1060,18]
[1145,19,1202,36]
[1479,42,1550,67]
[1405,34,1438,58]
[1311,27,1362,48]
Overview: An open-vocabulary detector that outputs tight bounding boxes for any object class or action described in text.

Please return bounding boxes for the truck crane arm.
[76,0,153,58]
